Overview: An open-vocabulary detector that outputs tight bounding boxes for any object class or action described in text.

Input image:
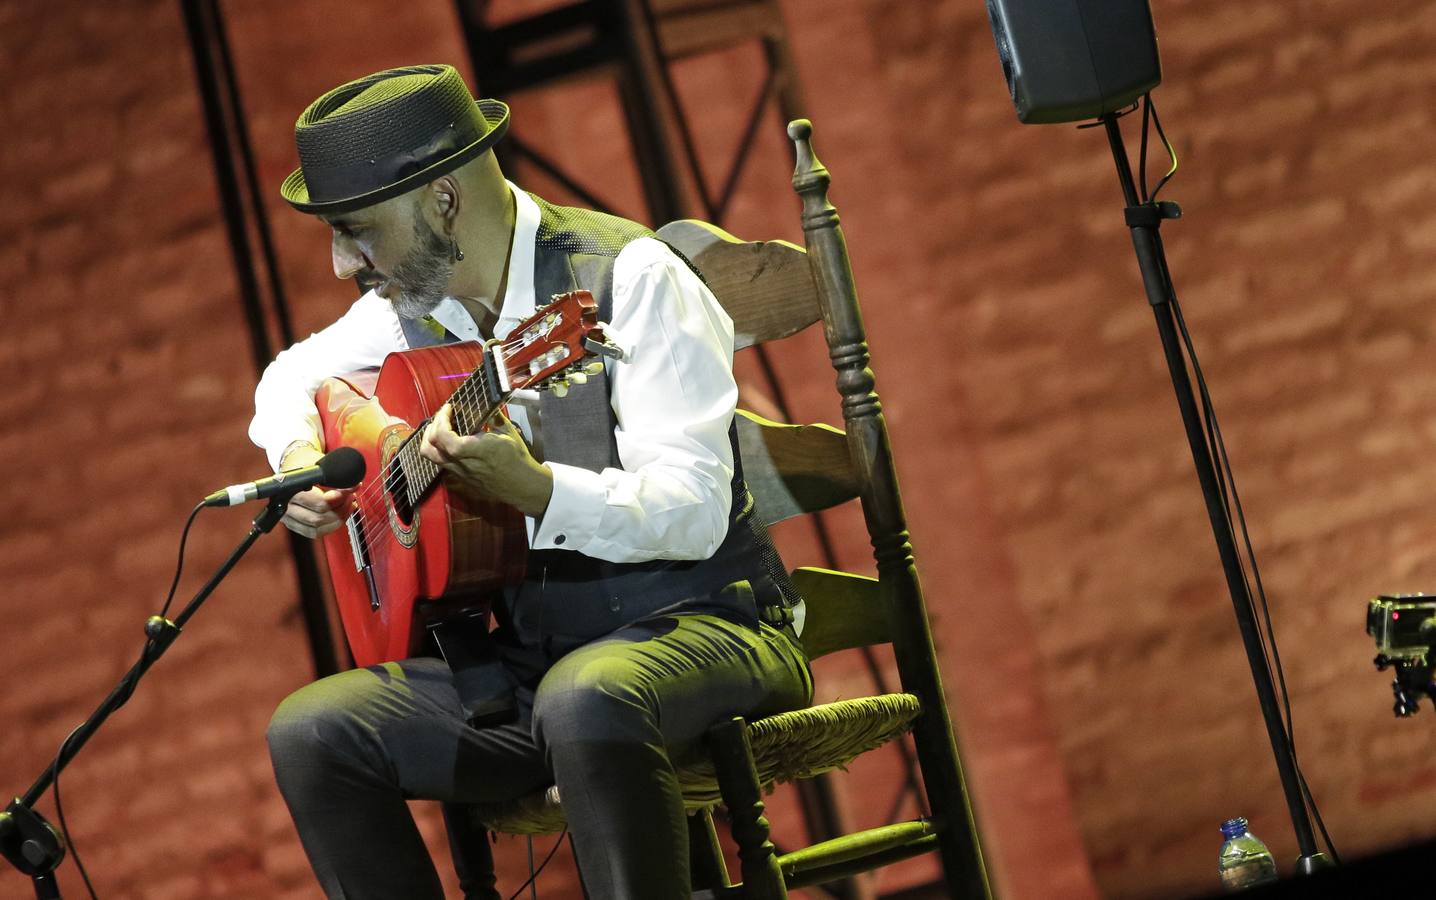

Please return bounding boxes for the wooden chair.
[474,119,991,899]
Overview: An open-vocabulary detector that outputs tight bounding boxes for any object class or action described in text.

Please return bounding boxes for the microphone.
[204,447,366,508]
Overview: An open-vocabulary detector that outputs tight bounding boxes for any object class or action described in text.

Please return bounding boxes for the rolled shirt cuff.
[256,423,323,472]
[530,461,607,551]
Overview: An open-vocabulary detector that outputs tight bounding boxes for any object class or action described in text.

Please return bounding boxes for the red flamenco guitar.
[315,290,617,667]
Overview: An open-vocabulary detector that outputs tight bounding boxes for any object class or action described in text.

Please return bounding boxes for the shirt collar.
[424,180,539,342]
[497,181,540,338]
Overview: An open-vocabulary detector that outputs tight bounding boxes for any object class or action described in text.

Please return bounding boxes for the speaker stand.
[1099,111,1331,875]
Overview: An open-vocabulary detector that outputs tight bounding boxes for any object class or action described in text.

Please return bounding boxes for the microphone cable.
[46,499,205,899]
[506,826,569,900]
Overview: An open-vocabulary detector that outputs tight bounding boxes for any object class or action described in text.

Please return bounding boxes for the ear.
[429,175,461,233]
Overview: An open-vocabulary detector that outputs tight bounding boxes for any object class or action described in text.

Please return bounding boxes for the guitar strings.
[347,312,554,516]
[341,358,498,572]
[339,300,593,572]
[338,351,493,554]
[337,313,584,571]
[347,328,517,510]
[345,311,573,514]
[347,366,534,562]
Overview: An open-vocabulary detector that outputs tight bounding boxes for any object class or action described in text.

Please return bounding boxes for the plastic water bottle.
[1218,817,1278,891]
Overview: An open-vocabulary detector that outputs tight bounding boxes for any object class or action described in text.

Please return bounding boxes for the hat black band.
[303,120,483,204]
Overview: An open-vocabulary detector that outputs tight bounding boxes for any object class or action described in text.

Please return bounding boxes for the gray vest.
[408,197,795,661]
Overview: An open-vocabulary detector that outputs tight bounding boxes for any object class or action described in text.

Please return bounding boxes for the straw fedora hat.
[280,64,509,214]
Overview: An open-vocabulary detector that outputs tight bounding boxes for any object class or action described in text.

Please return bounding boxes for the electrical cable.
[1171,294,1341,864]
[1137,93,1340,862]
[1076,100,1139,130]
[50,726,96,900]
[45,500,208,898]
[1147,97,1178,201]
[506,827,568,900]
[160,502,205,619]
[1139,98,1151,202]
[1139,95,1178,202]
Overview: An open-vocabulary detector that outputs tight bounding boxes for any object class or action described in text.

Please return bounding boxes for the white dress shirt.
[249,184,738,564]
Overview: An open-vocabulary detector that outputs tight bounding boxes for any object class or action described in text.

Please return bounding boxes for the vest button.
[554,534,566,545]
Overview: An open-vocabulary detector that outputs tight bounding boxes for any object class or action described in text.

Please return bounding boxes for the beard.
[384,215,454,320]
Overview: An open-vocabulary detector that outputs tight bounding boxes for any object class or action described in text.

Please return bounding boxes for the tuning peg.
[568,372,588,386]
[582,361,604,376]
[551,382,569,399]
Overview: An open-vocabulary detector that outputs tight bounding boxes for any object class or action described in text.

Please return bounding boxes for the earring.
[451,239,464,262]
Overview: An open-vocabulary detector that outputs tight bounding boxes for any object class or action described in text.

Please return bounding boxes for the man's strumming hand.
[277,441,351,539]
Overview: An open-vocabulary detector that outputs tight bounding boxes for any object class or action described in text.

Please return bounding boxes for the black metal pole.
[178,0,343,678]
[1101,114,1327,871]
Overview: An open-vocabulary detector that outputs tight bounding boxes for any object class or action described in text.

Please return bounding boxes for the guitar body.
[316,341,526,667]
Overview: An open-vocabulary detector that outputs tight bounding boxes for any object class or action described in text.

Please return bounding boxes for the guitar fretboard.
[391,349,505,507]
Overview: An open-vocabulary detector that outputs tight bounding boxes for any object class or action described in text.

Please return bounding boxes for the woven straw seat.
[475,693,923,835]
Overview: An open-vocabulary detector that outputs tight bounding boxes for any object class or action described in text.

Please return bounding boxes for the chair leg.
[688,807,731,892]
[709,717,787,900]
[440,804,500,900]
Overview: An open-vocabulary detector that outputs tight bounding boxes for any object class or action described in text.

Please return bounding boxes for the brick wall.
[857,0,1436,896]
[3,0,1432,898]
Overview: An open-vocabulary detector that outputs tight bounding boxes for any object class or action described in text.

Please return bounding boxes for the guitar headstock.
[497,291,622,395]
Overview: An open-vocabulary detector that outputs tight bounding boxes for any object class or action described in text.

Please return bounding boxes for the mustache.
[355,271,384,292]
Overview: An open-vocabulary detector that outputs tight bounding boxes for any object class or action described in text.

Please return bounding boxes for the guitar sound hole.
[390,471,416,526]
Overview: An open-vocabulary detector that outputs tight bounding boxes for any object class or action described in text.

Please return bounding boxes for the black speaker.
[985,0,1162,124]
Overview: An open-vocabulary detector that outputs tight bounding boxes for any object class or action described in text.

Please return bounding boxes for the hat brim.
[280,99,510,215]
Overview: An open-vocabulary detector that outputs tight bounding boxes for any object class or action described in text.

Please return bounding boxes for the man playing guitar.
[252,64,811,899]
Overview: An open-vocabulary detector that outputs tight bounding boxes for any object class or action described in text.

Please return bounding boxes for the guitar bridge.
[346,510,383,612]
[346,512,368,572]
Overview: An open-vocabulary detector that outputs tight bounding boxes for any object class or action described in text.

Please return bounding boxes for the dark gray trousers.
[266,613,812,899]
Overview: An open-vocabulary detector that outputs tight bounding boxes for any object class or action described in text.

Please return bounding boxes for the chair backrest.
[658,219,884,660]
[655,119,990,900]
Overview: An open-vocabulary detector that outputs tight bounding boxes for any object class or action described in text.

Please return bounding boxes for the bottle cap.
[1220,817,1249,838]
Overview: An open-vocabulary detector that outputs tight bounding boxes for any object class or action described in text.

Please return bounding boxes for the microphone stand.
[1099,112,1329,874]
[0,497,290,899]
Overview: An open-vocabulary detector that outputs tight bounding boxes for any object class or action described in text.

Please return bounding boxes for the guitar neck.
[379,289,607,509]
[392,345,508,505]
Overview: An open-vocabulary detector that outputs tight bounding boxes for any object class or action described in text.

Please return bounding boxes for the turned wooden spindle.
[787,118,993,900]
[711,717,787,899]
